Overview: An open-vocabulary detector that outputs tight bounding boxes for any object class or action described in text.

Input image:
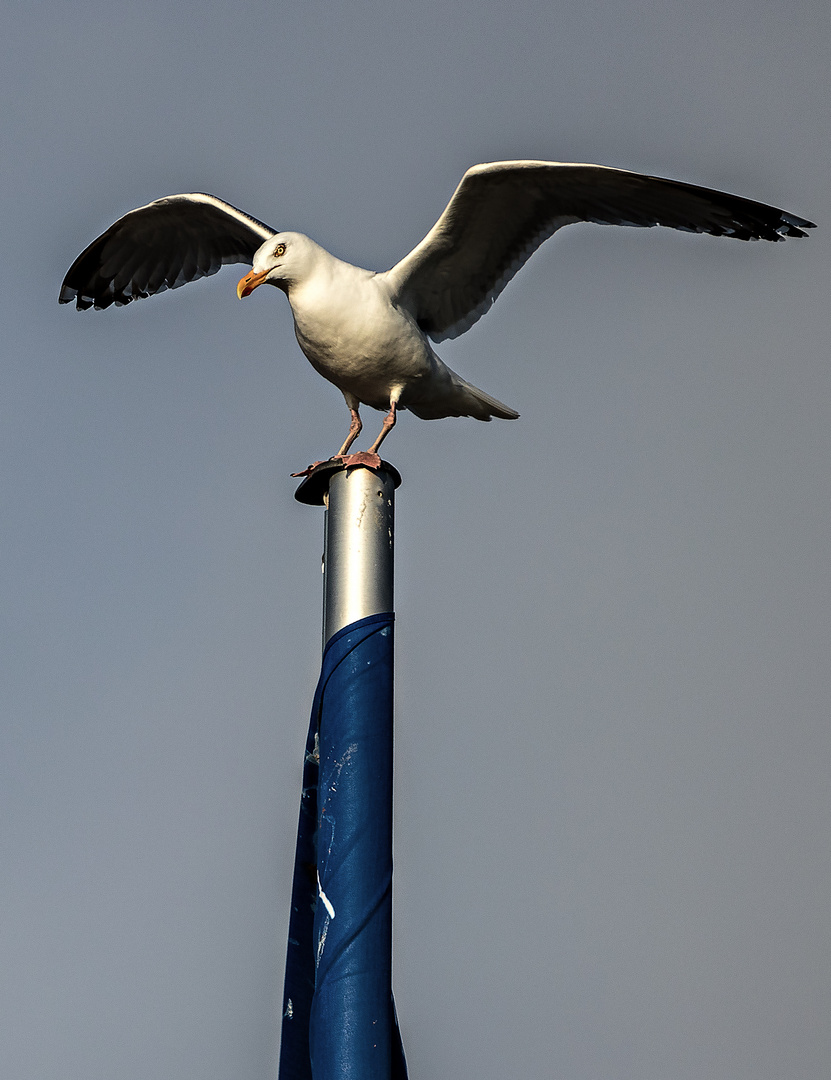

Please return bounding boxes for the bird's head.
[237,233,320,297]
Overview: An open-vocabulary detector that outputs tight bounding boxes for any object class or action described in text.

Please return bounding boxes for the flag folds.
[278,613,407,1080]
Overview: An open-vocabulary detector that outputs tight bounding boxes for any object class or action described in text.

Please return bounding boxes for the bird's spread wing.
[383,161,815,343]
[59,193,277,310]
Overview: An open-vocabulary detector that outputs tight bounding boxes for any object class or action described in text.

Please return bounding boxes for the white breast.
[287,263,436,411]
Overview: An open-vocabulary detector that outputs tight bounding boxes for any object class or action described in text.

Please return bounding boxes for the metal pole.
[322,464,397,645]
[283,459,406,1080]
[294,458,401,646]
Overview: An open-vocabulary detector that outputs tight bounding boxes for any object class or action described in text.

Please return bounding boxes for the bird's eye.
[275,243,286,256]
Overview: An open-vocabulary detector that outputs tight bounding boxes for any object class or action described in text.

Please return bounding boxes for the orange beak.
[237,268,269,299]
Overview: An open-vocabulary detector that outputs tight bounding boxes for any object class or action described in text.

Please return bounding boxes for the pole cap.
[294,459,402,506]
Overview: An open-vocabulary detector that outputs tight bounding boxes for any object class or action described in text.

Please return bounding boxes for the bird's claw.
[291,452,382,478]
[337,451,383,471]
[290,459,328,478]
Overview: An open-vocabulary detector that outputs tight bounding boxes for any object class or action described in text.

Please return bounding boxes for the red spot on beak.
[237,268,268,298]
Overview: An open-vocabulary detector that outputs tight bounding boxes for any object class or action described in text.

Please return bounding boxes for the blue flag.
[278,613,408,1080]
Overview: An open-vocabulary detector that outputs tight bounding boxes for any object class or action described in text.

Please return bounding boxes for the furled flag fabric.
[278,613,407,1080]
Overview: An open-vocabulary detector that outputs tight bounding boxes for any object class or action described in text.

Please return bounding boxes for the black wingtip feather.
[58,193,276,311]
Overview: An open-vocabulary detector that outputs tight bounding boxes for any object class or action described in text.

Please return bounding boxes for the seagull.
[60,160,814,462]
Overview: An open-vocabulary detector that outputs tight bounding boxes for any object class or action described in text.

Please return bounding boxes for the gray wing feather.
[383,161,815,343]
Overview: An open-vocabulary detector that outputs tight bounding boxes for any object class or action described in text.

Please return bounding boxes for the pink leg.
[336,408,362,457]
[367,401,397,455]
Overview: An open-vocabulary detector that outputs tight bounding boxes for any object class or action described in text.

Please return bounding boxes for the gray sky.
[3,2,829,1078]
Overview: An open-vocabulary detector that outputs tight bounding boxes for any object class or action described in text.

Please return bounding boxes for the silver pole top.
[295,460,401,647]
[294,459,402,507]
